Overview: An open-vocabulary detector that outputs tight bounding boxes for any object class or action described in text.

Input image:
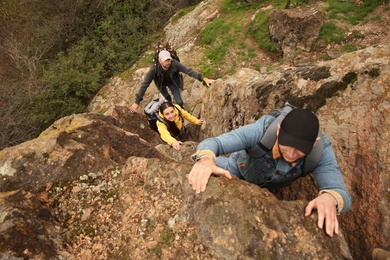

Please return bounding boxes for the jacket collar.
[272,139,298,167]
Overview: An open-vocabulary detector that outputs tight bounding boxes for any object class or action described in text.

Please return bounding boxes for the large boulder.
[269,7,327,64]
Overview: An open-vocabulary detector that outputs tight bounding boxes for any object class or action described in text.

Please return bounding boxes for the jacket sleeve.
[311,135,352,213]
[174,60,204,81]
[157,121,176,146]
[135,65,155,104]
[196,115,274,156]
[175,105,199,125]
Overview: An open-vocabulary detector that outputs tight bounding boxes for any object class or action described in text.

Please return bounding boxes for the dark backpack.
[246,102,324,176]
[153,42,184,89]
[144,98,183,132]
[154,42,180,63]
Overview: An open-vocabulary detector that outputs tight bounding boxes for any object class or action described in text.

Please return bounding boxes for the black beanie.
[278,109,319,155]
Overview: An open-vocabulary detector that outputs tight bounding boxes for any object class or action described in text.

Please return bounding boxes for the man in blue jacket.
[188,108,352,237]
[129,50,213,112]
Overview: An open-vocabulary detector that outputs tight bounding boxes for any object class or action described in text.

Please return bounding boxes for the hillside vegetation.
[0,0,387,150]
[0,0,201,149]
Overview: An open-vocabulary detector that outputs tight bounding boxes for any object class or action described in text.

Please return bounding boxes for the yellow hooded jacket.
[156,104,200,146]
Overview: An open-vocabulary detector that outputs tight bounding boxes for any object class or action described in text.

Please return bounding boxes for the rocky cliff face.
[0,111,353,260]
[1,0,389,259]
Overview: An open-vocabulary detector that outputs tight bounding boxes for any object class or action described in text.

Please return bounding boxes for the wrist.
[319,190,344,213]
[195,156,214,163]
[191,150,216,163]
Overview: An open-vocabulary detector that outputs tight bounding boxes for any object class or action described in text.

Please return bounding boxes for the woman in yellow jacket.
[157,101,204,150]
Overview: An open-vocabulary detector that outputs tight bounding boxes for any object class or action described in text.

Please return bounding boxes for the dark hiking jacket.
[135,60,204,104]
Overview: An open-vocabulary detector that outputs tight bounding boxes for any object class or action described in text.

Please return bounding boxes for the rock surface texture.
[1,0,389,259]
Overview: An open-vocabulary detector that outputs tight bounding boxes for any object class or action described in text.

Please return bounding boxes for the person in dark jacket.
[129,50,213,112]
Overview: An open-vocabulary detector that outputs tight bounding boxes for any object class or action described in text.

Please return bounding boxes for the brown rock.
[269,7,327,64]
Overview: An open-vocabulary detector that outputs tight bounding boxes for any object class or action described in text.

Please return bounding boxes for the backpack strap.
[246,103,295,158]
[173,104,184,126]
[173,103,182,115]
[155,113,169,127]
[302,132,324,176]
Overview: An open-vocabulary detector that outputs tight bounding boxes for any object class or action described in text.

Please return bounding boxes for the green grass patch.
[160,228,174,245]
[327,0,386,25]
[370,15,382,22]
[152,246,162,256]
[198,0,289,77]
[342,44,358,52]
[318,21,345,44]
[247,10,279,53]
[199,17,240,77]
[172,4,198,23]
[221,0,263,13]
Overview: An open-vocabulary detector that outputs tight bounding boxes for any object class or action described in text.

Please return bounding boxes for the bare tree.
[0,32,45,149]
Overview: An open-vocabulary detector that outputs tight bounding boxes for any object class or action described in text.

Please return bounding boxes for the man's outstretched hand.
[129,103,139,113]
[305,192,339,237]
[188,157,232,194]
[203,78,215,88]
